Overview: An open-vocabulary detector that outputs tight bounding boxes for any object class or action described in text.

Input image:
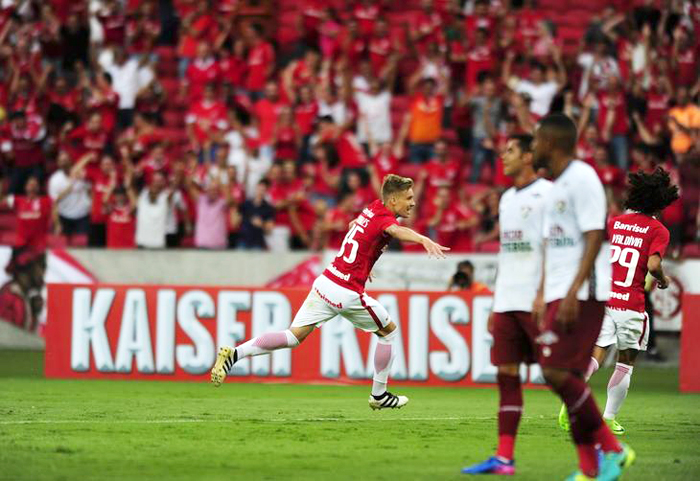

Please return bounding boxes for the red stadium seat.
[48,234,67,248]
[70,234,88,247]
[0,231,14,245]
[477,241,500,253]
[682,243,700,258]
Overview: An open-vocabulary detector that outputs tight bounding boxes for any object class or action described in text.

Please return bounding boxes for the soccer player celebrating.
[462,134,552,475]
[559,168,679,436]
[211,174,449,409]
[532,114,633,480]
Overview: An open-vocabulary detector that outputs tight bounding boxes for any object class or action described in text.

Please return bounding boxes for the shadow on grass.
[0,350,44,378]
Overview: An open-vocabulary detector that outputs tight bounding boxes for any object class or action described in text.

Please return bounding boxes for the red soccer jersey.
[421,157,461,203]
[246,41,275,91]
[107,204,136,248]
[323,199,398,293]
[9,195,52,249]
[607,213,670,312]
[597,90,629,136]
[87,170,114,223]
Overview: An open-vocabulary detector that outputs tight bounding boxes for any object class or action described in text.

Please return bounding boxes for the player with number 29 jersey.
[323,199,398,294]
[606,213,670,313]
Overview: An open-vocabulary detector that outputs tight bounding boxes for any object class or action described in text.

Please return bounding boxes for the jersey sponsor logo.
[611,234,643,248]
[613,221,650,234]
[314,287,343,309]
[327,264,351,282]
[547,225,575,247]
[609,290,631,301]
[501,241,533,253]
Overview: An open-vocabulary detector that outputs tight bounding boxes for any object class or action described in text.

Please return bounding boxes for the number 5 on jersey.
[337,224,365,263]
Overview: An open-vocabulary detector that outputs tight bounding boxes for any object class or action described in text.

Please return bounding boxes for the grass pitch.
[1,351,698,481]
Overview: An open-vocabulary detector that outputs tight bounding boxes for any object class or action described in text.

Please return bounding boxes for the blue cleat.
[602,443,636,477]
[462,456,515,475]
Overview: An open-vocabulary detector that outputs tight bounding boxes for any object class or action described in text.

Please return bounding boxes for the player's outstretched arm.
[647,254,670,289]
[384,224,450,258]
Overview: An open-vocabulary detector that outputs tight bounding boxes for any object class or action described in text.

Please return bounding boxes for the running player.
[531,113,634,480]
[558,167,679,435]
[461,134,552,475]
[211,174,449,409]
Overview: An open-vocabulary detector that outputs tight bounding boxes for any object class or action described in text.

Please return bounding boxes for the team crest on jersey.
[521,205,532,219]
[555,200,566,213]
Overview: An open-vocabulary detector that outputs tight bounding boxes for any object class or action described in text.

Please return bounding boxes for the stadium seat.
[48,234,67,248]
[0,231,14,245]
[682,242,700,258]
[477,241,500,253]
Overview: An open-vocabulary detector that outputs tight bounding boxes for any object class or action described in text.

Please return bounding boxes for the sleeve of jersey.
[378,214,399,232]
[573,168,606,233]
[648,225,670,258]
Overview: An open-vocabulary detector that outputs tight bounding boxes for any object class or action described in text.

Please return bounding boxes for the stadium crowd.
[0,0,698,254]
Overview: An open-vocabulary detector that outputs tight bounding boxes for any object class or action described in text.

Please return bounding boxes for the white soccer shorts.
[290,274,391,332]
[596,307,650,351]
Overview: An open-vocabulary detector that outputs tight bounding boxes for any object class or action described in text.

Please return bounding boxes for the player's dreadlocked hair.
[623,167,680,216]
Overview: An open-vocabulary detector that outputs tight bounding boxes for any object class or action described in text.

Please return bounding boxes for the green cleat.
[558,404,570,432]
[605,418,625,435]
[563,471,596,481]
[609,442,636,468]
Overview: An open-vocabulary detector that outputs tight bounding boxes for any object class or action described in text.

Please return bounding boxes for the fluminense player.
[461,135,552,475]
[531,113,634,481]
[211,174,449,409]
[559,167,679,436]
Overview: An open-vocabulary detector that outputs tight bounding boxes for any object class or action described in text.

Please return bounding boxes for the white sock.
[584,357,600,382]
[603,363,633,420]
[371,330,397,397]
[235,330,299,360]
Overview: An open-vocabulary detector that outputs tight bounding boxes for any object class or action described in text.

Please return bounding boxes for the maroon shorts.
[538,299,606,372]
[491,311,540,365]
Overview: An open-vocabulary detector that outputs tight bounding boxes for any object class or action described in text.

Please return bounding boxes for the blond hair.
[381,174,414,200]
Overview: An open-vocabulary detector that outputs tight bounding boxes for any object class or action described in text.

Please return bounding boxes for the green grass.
[0,351,698,481]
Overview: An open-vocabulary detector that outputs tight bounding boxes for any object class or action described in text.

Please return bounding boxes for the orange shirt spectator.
[668,90,700,155]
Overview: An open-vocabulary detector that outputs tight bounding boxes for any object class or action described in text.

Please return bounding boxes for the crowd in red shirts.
[0,0,699,255]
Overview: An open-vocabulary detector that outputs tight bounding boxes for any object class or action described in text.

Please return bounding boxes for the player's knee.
[376,321,397,338]
[497,364,520,376]
[617,349,638,365]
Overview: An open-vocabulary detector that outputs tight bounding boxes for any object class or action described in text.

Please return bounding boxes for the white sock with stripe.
[371,330,397,397]
[603,363,633,420]
[235,330,299,360]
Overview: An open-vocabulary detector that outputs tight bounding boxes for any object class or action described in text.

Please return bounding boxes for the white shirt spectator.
[98,50,154,109]
[515,80,559,117]
[355,90,392,144]
[48,170,92,219]
[577,53,621,99]
[135,189,169,248]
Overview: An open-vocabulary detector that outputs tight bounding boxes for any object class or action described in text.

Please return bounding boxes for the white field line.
[0,415,534,426]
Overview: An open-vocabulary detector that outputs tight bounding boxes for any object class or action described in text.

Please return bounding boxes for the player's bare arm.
[556,229,604,329]
[533,255,546,328]
[647,254,670,289]
[384,224,450,258]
